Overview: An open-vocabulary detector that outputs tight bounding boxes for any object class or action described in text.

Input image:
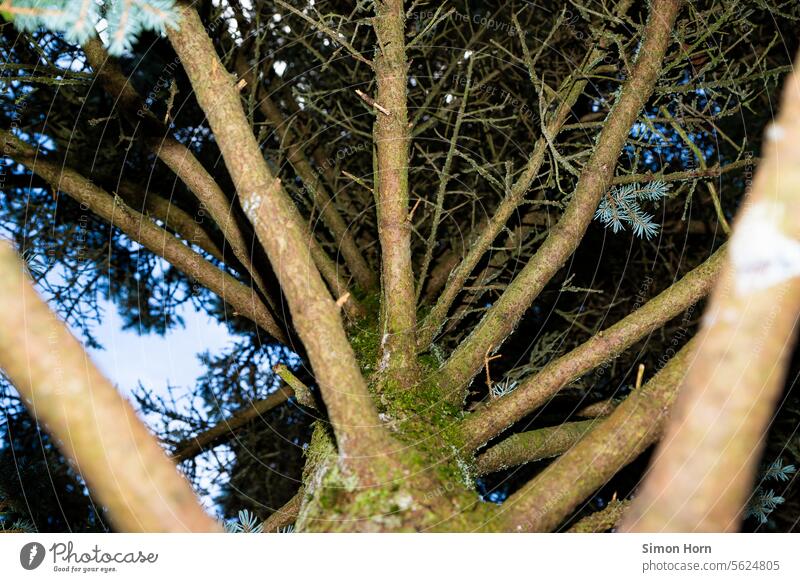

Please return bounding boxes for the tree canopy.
[1,0,800,533]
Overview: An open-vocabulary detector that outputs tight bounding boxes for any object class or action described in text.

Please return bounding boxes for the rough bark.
[567,500,630,533]
[0,242,219,532]
[262,491,303,533]
[373,0,418,385]
[167,3,394,471]
[436,0,684,400]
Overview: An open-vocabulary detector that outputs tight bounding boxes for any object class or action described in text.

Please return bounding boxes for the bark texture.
[437,0,684,400]
[167,3,394,473]
[373,0,418,386]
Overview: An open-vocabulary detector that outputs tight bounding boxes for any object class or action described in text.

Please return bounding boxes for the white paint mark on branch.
[730,202,800,295]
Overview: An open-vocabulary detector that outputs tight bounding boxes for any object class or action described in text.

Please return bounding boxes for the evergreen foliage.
[4,0,178,54]
[223,509,264,533]
[594,182,670,239]
[745,458,796,525]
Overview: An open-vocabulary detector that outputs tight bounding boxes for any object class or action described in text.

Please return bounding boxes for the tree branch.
[171,386,295,463]
[0,241,219,532]
[373,0,418,385]
[435,0,684,400]
[500,339,694,532]
[417,0,636,349]
[567,499,630,532]
[115,179,224,262]
[167,3,393,469]
[621,52,800,533]
[262,490,302,532]
[459,245,722,451]
[0,130,287,343]
[82,38,281,315]
[475,419,598,476]
[234,57,377,292]
[416,56,473,303]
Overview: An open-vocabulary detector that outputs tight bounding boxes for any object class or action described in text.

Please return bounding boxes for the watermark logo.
[20,542,46,570]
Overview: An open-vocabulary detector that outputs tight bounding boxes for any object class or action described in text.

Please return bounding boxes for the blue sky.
[85,296,233,401]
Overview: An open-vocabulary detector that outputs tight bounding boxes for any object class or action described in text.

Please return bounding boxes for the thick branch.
[500,340,694,532]
[436,0,683,400]
[0,242,219,532]
[167,3,392,467]
[621,56,800,533]
[460,245,722,451]
[373,0,418,384]
[0,130,286,342]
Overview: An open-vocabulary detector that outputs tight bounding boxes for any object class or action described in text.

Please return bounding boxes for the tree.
[0,0,799,532]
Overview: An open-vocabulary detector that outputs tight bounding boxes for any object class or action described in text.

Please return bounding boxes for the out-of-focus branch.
[621,54,800,533]
[0,241,219,532]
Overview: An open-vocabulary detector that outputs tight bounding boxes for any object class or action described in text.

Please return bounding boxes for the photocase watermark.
[410,9,529,39]
[19,541,159,574]
[451,73,533,119]
[315,141,370,173]
[20,542,46,570]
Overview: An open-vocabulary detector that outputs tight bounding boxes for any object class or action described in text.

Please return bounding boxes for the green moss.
[371,356,479,494]
[349,323,381,376]
[296,347,496,532]
[346,290,384,377]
